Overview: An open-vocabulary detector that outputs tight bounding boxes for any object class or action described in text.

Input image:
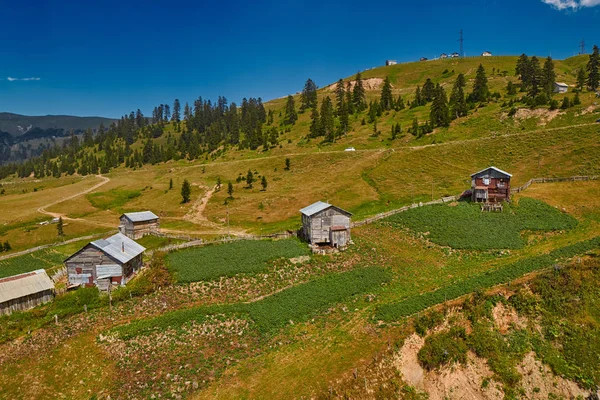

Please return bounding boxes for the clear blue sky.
[1,0,598,118]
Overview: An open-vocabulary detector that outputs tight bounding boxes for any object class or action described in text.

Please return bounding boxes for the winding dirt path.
[36,175,113,228]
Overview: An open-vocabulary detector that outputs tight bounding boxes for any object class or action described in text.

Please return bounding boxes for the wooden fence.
[511,175,598,194]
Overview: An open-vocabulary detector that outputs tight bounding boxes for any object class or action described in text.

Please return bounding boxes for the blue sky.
[1,0,599,118]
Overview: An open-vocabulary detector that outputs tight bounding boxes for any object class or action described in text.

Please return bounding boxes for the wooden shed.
[65,233,146,291]
[300,201,352,248]
[471,166,512,202]
[119,211,160,239]
[0,269,55,315]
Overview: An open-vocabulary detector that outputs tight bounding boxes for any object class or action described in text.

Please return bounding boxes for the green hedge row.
[376,236,600,321]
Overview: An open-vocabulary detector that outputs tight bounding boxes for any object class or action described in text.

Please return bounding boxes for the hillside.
[0,112,115,137]
[0,54,600,399]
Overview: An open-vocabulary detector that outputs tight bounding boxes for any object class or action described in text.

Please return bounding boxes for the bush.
[414,310,445,336]
[418,327,468,370]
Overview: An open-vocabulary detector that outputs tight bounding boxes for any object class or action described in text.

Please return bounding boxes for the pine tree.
[422,78,435,102]
[183,102,191,120]
[320,97,335,142]
[561,96,571,110]
[506,81,517,96]
[576,68,587,92]
[411,117,419,136]
[216,176,222,191]
[345,81,355,114]
[470,64,489,102]
[285,158,291,171]
[449,74,468,119]
[246,170,254,188]
[300,79,318,111]
[527,56,542,98]
[169,178,173,190]
[411,86,423,108]
[430,84,450,128]
[284,95,298,125]
[334,79,346,114]
[573,92,581,105]
[516,53,531,91]
[352,72,367,111]
[227,182,234,198]
[380,76,394,110]
[396,95,405,110]
[57,216,64,237]
[541,56,556,97]
[586,44,600,91]
[181,179,191,203]
[172,99,181,122]
[261,176,267,191]
[3,241,10,251]
[309,106,321,138]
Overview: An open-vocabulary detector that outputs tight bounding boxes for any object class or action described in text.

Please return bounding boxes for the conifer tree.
[172,99,181,123]
[300,79,318,111]
[411,117,419,136]
[527,56,542,98]
[285,158,291,170]
[261,176,267,191]
[411,86,423,108]
[430,84,450,127]
[515,53,531,91]
[380,76,394,110]
[422,78,435,102]
[506,81,517,96]
[586,44,600,91]
[181,179,191,203]
[246,170,254,188]
[345,81,355,114]
[541,56,556,97]
[449,73,468,119]
[284,95,298,125]
[227,181,234,198]
[309,106,321,138]
[352,72,367,111]
[169,178,173,190]
[216,176,222,191]
[561,96,570,110]
[470,64,489,102]
[320,97,335,142]
[396,95,405,110]
[573,92,581,105]
[334,79,346,114]
[57,217,64,237]
[3,241,10,251]
[576,69,587,92]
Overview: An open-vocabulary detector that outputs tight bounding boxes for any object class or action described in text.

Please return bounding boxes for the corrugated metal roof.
[121,211,159,223]
[90,233,146,264]
[555,82,569,87]
[299,201,332,216]
[471,166,512,178]
[0,269,54,304]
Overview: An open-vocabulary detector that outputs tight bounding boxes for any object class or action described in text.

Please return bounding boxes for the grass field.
[385,197,577,249]
[166,238,310,282]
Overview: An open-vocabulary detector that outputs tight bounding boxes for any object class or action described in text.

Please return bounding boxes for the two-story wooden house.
[471,166,512,202]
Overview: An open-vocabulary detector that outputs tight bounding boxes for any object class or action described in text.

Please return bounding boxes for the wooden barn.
[119,211,160,239]
[300,201,352,248]
[0,269,55,315]
[471,166,512,202]
[65,233,146,291]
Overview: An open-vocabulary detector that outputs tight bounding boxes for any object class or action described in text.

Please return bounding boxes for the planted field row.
[384,198,577,250]
[112,266,390,339]
[166,238,310,282]
[375,236,600,321]
[0,248,66,278]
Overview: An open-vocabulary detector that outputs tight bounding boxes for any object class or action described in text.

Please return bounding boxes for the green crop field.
[0,248,68,278]
[384,198,577,249]
[112,266,390,339]
[166,238,310,282]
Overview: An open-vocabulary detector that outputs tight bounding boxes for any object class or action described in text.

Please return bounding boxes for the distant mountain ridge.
[0,112,116,137]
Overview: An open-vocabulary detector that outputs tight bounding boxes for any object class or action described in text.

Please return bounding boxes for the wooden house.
[554,82,569,93]
[65,233,146,291]
[119,211,159,239]
[0,269,55,315]
[300,201,352,248]
[471,166,512,202]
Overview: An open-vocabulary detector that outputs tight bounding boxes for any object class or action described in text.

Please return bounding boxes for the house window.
[483,178,490,185]
[498,182,505,188]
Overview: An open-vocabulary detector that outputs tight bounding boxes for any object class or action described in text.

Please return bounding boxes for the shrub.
[417,327,468,370]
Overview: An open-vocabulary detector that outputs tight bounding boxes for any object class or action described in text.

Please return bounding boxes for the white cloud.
[542,0,600,9]
[7,77,41,81]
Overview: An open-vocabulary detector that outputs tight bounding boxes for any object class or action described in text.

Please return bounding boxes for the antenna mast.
[579,38,585,55]
[459,29,464,57]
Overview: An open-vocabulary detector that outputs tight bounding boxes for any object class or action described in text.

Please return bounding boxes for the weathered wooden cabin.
[119,211,160,239]
[471,166,512,202]
[65,233,146,291]
[300,201,352,248]
[0,269,55,315]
